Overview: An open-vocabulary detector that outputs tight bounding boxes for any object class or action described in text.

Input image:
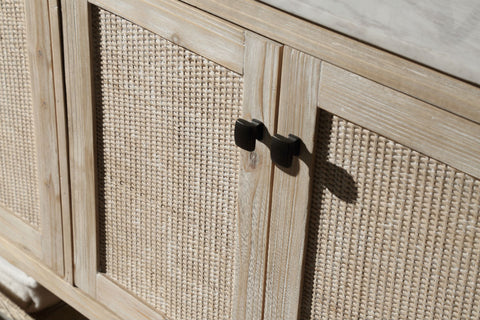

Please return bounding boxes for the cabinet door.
[0,0,64,275]
[265,47,480,319]
[63,0,281,319]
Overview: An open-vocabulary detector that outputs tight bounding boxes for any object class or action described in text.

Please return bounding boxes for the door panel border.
[64,1,280,319]
[264,46,480,319]
[0,0,64,276]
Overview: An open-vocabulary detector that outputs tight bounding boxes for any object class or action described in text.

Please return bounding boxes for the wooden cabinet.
[0,1,479,320]
[62,0,281,319]
[264,47,480,319]
[0,0,65,276]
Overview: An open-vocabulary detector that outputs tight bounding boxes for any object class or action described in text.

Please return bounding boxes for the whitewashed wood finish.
[234,31,281,320]
[0,208,42,255]
[264,47,321,320]
[260,0,480,85]
[65,2,280,319]
[61,0,97,295]
[89,0,245,73]
[265,47,480,319]
[96,275,167,320]
[179,0,480,124]
[0,0,65,276]
[48,0,73,284]
[319,62,480,180]
[25,0,64,276]
[0,236,121,320]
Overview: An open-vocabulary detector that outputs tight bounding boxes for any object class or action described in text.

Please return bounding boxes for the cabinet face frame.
[63,0,282,319]
[179,0,480,125]
[264,47,480,319]
[0,0,64,276]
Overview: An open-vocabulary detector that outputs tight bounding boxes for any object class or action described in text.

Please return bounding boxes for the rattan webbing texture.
[93,8,242,320]
[301,110,480,320]
[0,0,40,228]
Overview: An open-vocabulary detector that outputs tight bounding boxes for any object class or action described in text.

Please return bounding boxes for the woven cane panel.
[93,8,242,320]
[0,0,40,228]
[301,110,480,320]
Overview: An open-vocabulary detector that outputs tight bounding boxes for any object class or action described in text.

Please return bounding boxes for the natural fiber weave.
[0,291,33,320]
[93,8,242,320]
[0,0,40,228]
[301,110,480,320]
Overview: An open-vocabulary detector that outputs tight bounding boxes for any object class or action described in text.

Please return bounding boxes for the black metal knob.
[234,118,264,152]
[271,134,300,168]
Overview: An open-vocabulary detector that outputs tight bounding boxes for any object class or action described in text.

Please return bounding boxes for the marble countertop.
[260,0,480,85]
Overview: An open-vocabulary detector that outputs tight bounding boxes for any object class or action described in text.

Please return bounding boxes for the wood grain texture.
[48,0,73,284]
[260,0,480,85]
[178,0,480,124]
[0,208,42,256]
[0,236,121,320]
[96,275,167,320]
[319,62,480,180]
[234,31,281,320]
[64,0,256,313]
[89,0,245,73]
[264,47,321,320]
[61,0,97,295]
[24,0,64,276]
[265,48,480,319]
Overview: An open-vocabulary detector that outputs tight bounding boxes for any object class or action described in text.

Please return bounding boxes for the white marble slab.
[260,0,480,85]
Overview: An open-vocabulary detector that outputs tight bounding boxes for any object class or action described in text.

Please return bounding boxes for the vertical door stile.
[61,0,97,295]
[264,47,322,320]
[235,31,282,320]
[47,0,74,284]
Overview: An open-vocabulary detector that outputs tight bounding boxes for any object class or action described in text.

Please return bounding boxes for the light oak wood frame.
[264,47,480,319]
[180,0,480,124]
[48,0,74,284]
[62,0,282,318]
[0,0,65,276]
